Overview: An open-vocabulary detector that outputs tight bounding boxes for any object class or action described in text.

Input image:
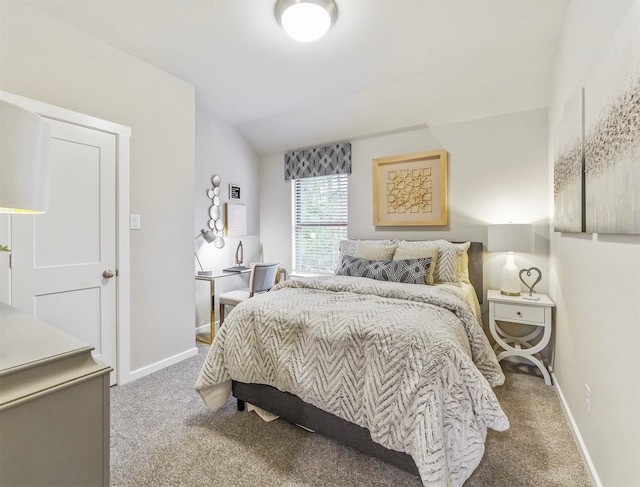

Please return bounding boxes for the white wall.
[0,2,196,376]
[194,108,260,328]
[549,1,640,486]
[260,108,551,311]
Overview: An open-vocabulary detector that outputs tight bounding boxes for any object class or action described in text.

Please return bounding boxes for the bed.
[196,240,509,487]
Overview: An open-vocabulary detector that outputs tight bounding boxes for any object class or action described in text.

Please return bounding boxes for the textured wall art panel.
[583,2,640,234]
[553,87,585,233]
[372,150,447,226]
[284,143,351,181]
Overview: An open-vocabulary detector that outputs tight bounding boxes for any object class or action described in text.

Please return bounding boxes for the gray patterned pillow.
[393,246,438,285]
[335,255,433,285]
[395,239,464,283]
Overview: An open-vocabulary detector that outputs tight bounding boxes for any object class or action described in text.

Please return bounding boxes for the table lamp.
[0,100,51,255]
[0,100,51,214]
[488,224,534,296]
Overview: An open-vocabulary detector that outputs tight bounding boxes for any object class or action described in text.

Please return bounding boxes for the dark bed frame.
[232,241,484,475]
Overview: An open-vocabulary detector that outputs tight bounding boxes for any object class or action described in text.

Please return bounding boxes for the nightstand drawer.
[494,303,545,323]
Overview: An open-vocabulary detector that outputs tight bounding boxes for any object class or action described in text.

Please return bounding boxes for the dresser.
[0,302,111,486]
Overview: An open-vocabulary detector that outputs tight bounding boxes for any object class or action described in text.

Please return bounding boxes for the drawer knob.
[516,311,522,317]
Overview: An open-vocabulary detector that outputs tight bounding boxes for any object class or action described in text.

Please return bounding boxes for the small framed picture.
[229,184,241,201]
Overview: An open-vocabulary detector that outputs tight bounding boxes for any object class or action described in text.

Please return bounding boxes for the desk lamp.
[194,229,215,276]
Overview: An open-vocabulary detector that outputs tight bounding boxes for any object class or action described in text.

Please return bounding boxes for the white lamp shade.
[0,100,51,213]
[487,224,534,253]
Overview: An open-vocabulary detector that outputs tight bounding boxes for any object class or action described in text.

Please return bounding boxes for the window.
[292,174,348,273]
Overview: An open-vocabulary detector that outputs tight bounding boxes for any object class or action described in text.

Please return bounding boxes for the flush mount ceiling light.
[275,0,338,42]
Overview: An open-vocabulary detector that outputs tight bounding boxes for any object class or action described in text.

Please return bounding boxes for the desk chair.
[219,262,280,326]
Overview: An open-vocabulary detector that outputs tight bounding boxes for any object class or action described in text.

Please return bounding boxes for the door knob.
[103,270,115,279]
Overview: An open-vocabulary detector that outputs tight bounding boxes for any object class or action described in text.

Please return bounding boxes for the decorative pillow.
[338,239,396,259]
[393,246,438,285]
[335,255,432,285]
[355,241,396,261]
[395,239,464,283]
[454,242,471,284]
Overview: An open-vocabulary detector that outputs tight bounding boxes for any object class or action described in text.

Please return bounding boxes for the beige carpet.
[111,345,593,486]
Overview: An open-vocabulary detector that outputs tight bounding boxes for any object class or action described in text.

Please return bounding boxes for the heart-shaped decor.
[519,267,542,295]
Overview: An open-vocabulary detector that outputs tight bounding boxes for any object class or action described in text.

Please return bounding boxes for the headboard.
[462,241,483,304]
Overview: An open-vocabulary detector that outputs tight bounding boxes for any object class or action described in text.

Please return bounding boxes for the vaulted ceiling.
[25,0,570,156]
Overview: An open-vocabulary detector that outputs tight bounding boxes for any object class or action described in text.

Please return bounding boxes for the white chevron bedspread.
[196,276,509,487]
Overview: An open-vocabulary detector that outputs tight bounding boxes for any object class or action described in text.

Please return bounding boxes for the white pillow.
[355,241,396,261]
[338,239,397,260]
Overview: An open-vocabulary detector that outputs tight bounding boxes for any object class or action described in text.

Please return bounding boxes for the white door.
[11,118,117,383]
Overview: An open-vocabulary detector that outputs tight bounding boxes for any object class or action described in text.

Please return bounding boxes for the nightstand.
[487,289,554,385]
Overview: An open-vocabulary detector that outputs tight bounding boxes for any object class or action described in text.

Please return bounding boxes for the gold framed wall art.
[373,150,448,226]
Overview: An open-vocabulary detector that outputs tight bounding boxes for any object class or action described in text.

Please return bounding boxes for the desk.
[195,269,251,344]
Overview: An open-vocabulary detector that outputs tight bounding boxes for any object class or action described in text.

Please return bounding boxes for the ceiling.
[24,0,570,156]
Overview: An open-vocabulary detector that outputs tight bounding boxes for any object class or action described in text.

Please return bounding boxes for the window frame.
[291,173,348,274]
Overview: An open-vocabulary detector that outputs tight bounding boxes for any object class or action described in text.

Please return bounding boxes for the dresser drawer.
[493,303,545,323]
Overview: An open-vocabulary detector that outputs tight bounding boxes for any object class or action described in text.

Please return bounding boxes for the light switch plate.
[130,214,141,230]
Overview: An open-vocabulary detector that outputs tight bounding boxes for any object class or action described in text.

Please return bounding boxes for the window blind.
[292,174,348,273]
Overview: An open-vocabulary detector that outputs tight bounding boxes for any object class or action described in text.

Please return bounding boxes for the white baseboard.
[121,346,199,384]
[552,372,602,487]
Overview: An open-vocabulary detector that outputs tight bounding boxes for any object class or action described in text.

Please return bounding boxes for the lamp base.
[197,270,213,276]
[499,253,522,296]
[500,290,521,296]
[235,240,244,267]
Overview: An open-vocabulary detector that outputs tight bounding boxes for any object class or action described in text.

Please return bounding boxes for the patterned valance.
[284,142,351,181]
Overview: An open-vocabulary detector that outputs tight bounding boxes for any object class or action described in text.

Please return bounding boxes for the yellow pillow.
[454,242,471,284]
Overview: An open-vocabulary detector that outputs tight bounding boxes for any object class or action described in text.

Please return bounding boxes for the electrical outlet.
[585,384,591,414]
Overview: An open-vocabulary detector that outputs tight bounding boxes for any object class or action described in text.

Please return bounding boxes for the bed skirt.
[232,381,419,476]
